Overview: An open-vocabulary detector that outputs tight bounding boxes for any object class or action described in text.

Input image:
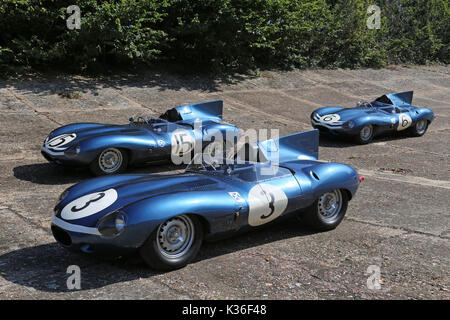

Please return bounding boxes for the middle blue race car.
[41,100,242,175]
[310,91,435,144]
[51,129,363,270]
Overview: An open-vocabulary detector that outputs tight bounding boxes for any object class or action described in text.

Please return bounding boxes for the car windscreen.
[375,95,393,105]
[186,155,292,183]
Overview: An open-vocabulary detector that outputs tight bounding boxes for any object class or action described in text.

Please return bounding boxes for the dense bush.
[0,0,167,72]
[0,0,448,74]
[378,0,449,64]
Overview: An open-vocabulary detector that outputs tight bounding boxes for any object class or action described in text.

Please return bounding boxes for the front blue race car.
[50,130,363,270]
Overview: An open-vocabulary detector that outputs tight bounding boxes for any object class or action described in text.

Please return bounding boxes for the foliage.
[0,0,448,74]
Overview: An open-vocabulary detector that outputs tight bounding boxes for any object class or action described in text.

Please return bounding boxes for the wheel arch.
[185,213,211,235]
[341,188,353,201]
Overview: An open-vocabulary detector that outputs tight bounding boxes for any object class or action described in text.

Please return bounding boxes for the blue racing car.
[310,91,435,144]
[41,100,241,175]
[51,129,363,270]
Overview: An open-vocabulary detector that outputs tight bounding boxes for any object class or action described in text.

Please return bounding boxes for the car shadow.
[318,130,416,148]
[13,161,185,185]
[0,216,317,293]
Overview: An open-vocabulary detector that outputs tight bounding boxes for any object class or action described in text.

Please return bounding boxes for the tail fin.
[236,129,319,163]
[175,100,223,121]
[386,91,414,106]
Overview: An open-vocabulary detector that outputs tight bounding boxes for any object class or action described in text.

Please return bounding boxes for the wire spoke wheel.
[98,148,123,173]
[156,215,195,259]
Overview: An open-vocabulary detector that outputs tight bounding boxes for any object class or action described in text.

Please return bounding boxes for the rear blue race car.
[311,91,435,144]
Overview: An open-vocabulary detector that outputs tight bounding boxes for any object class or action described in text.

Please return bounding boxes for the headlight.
[64,144,81,156]
[58,189,69,202]
[312,113,320,121]
[345,121,355,129]
[97,211,127,238]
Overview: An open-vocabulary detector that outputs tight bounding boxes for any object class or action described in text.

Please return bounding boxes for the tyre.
[409,119,428,137]
[301,189,349,231]
[89,148,128,176]
[355,125,374,144]
[139,215,203,270]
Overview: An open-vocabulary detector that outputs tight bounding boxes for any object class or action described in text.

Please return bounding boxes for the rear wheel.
[410,119,428,137]
[301,189,349,231]
[89,148,128,176]
[139,215,203,270]
[355,125,373,144]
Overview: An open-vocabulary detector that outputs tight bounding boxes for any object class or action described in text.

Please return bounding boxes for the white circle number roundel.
[397,113,413,131]
[46,133,77,150]
[320,114,340,124]
[248,184,288,227]
[171,130,195,155]
[61,189,118,220]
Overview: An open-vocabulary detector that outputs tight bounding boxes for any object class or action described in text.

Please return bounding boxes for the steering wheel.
[137,116,147,124]
[224,164,234,175]
[357,101,373,108]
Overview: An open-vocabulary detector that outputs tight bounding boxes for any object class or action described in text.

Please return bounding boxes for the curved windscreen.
[375,95,393,105]
[186,154,292,183]
[130,115,178,133]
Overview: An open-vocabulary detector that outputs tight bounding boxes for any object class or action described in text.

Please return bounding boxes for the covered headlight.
[344,121,355,129]
[64,144,81,156]
[97,211,127,238]
[58,189,70,202]
[312,112,320,121]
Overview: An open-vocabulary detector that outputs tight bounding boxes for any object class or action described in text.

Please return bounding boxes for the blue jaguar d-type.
[41,100,241,175]
[311,91,434,144]
[51,129,363,270]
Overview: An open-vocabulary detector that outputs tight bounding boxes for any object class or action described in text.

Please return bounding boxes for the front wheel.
[300,189,349,231]
[139,215,203,270]
[89,148,128,176]
[355,125,374,144]
[410,119,428,137]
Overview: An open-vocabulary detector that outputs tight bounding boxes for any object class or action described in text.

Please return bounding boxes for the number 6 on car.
[311,91,435,144]
[51,129,363,270]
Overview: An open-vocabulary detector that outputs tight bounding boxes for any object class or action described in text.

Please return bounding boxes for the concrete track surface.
[0,65,449,299]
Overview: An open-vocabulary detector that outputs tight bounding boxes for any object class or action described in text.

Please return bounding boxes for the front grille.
[51,225,72,246]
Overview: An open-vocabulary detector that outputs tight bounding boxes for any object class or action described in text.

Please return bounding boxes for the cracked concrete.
[0,65,449,299]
